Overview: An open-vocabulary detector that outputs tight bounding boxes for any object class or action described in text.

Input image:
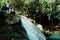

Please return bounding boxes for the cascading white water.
[21,16,46,40]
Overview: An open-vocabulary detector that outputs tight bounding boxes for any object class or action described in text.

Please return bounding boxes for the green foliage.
[28,1,37,10]
[0,3,1,9]
[56,13,60,19]
[14,0,25,10]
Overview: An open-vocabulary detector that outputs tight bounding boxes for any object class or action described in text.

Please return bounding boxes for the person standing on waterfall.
[6,1,10,10]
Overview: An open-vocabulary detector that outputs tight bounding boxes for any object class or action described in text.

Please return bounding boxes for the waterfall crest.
[21,16,46,40]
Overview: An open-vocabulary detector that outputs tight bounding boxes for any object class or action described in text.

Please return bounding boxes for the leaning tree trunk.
[51,0,57,25]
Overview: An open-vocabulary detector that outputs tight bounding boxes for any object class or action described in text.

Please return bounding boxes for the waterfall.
[21,16,46,40]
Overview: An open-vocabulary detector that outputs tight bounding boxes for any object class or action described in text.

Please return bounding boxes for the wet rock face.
[0,16,28,40]
[0,11,7,26]
[0,10,20,26]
